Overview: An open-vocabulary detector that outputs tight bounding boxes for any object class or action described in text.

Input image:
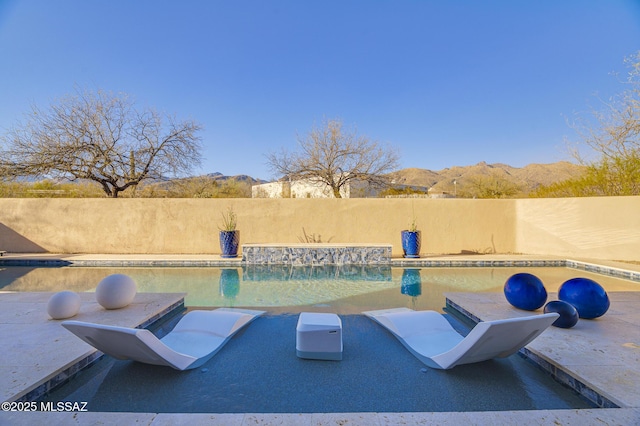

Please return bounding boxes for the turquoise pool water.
[1,264,637,313]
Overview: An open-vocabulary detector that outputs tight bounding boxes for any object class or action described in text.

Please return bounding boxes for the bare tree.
[0,89,203,197]
[566,51,640,195]
[267,119,399,198]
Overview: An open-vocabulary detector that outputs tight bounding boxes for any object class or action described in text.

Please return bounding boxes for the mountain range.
[205,172,268,185]
[388,161,585,194]
[212,161,585,194]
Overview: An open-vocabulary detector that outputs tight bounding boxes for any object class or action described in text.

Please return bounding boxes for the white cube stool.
[296,312,343,361]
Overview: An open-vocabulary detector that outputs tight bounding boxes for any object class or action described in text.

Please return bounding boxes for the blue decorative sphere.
[504,273,547,311]
[558,278,610,319]
[544,300,579,328]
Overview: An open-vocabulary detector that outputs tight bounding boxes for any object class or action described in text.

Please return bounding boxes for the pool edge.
[445,297,623,409]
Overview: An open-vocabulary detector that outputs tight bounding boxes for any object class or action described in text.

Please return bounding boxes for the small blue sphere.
[504,273,548,311]
[544,300,579,328]
[558,278,610,319]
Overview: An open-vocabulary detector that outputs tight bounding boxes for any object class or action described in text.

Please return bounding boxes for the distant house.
[251,177,432,198]
[251,178,377,198]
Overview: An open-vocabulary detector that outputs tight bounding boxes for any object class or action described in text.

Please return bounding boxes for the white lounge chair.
[363,308,558,370]
[62,308,265,371]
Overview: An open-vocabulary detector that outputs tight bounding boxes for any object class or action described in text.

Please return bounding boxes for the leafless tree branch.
[267,119,399,198]
[0,89,203,197]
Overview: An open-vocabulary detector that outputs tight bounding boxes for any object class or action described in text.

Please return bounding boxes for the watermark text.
[2,401,88,412]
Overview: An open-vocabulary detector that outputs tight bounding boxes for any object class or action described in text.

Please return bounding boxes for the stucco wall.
[0,197,637,260]
[514,197,640,260]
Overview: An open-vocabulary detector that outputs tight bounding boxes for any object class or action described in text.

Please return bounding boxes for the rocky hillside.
[388,161,585,194]
[205,172,267,185]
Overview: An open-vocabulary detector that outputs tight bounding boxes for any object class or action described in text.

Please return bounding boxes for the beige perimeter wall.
[0,197,638,261]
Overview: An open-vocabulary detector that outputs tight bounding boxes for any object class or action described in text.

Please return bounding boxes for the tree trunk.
[99,181,115,198]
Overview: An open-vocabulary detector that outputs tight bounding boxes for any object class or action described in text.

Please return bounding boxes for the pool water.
[3,265,637,412]
[42,314,595,413]
[1,265,637,313]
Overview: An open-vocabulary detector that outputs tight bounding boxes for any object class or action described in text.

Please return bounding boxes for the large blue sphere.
[504,273,548,311]
[544,300,579,328]
[558,278,610,319]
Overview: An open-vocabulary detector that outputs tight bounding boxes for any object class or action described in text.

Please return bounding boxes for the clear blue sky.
[1,1,639,181]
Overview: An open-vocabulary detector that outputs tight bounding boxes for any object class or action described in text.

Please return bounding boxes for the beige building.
[252,177,430,198]
[252,179,370,198]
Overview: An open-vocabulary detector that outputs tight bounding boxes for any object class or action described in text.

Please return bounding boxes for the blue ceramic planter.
[401,230,421,258]
[219,230,240,258]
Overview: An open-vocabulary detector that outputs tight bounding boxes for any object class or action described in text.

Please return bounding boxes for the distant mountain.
[204,173,268,185]
[204,161,585,195]
[388,161,586,194]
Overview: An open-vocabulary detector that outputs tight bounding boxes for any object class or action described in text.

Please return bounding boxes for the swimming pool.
[0,265,640,314]
[4,264,637,412]
[1,264,637,313]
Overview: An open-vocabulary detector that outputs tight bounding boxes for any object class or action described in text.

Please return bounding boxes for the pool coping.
[2,253,640,283]
[1,292,186,404]
[445,294,635,410]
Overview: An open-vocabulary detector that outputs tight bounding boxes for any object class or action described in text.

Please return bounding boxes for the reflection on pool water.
[0,265,638,313]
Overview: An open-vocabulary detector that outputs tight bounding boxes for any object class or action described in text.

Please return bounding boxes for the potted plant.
[219,207,240,258]
[401,215,421,258]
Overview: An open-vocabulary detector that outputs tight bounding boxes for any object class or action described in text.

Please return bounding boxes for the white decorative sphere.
[47,291,81,320]
[96,274,137,309]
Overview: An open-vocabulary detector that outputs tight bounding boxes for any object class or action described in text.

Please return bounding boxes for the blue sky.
[1,1,639,181]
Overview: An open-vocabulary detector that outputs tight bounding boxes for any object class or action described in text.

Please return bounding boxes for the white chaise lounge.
[62,308,265,371]
[363,307,558,370]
